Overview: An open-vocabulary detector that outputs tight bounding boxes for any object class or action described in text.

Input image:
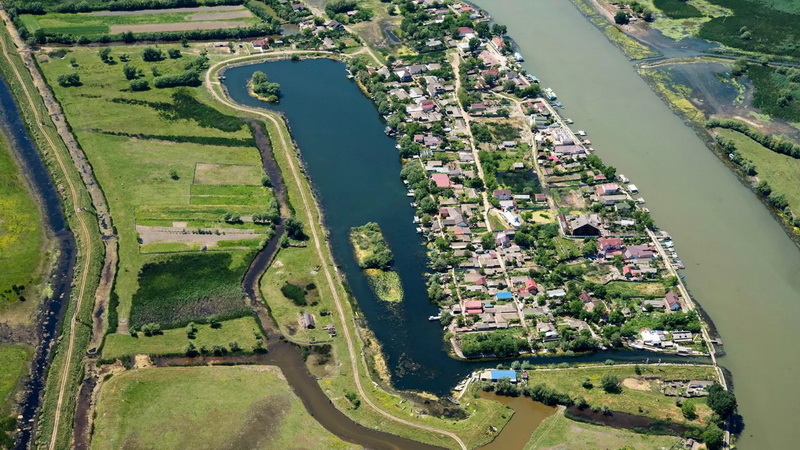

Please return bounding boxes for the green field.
[717,128,800,213]
[129,251,253,329]
[38,45,271,325]
[698,0,800,58]
[91,366,357,449]
[0,345,31,412]
[605,281,667,299]
[20,6,260,38]
[525,407,682,449]
[102,316,262,359]
[0,130,45,324]
[653,0,704,19]
[525,365,717,426]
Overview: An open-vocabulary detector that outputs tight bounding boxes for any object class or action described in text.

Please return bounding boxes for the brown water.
[478,391,557,450]
[472,1,800,448]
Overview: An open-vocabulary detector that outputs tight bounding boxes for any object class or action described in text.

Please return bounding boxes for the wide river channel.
[469,0,800,448]
[222,2,800,447]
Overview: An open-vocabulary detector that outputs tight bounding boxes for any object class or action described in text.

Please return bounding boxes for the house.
[568,214,602,236]
[596,183,621,196]
[251,38,269,50]
[547,288,567,298]
[598,237,622,254]
[325,19,343,30]
[495,230,514,248]
[457,26,476,39]
[493,189,513,201]
[671,331,693,342]
[496,291,513,301]
[395,69,412,82]
[665,291,681,311]
[301,312,316,329]
[640,329,663,346]
[465,300,483,315]
[431,173,451,188]
[534,193,548,203]
[524,279,539,294]
[480,369,518,383]
[623,244,654,261]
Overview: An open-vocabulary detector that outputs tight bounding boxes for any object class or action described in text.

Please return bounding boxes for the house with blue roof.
[481,369,518,383]
[496,291,513,301]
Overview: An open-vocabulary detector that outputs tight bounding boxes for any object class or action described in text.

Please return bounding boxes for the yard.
[525,365,718,427]
[524,407,682,450]
[717,128,800,213]
[605,281,667,299]
[90,366,357,450]
[37,45,271,328]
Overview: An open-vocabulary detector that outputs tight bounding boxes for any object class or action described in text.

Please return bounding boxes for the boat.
[428,314,442,321]
[551,101,564,108]
[544,87,557,100]
[410,202,417,207]
[636,197,646,204]
[406,190,415,197]
[514,52,524,62]
[416,227,423,233]
[413,216,420,223]
[628,184,639,194]
[577,130,587,136]
[619,174,629,183]
[564,118,573,124]
[345,69,354,79]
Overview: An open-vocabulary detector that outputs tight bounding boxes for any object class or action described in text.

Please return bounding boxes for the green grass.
[524,407,682,449]
[699,0,800,58]
[525,365,718,426]
[717,128,800,212]
[653,0,704,18]
[0,130,45,322]
[129,251,252,329]
[364,268,404,302]
[605,281,667,299]
[0,345,31,413]
[91,366,357,449]
[748,65,800,122]
[21,7,259,37]
[102,316,263,359]
[38,45,269,323]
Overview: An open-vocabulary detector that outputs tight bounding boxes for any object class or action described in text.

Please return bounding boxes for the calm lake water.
[470,0,800,447]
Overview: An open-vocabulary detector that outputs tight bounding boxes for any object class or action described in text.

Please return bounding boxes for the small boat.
[636,197,646,204]
[395,144,401,150]
[552,101,564,108]
[345,69,354,79]
[577,130,587,136]
[428,314,441,321]
[641,207,650,212]
[406,190,415,197]
[514,52,524,62]
[628,184,639,194]
[416,227,423,233]
[619,174,629,183]
[564,118,573,124]
[544,87,557,100]
[410,202,417,207]
[412,216,420,223]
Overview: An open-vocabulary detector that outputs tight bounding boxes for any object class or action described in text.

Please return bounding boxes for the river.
[0,73,76,450]
[467,0,800,448]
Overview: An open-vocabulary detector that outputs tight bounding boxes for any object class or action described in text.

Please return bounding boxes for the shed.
[301,312,316,329]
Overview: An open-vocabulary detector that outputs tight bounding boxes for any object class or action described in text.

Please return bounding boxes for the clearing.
[90,365,357,449]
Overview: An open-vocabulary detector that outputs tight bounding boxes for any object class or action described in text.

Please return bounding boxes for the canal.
[469,0,800,448]
[0,72,76,450]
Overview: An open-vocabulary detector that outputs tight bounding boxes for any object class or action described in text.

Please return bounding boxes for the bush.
[168,48,182,59]
[142,47,164,62]
[682,401,697,420]
[280,283,307,306]
[153,70,201,89]
[57,72,81,87]
[129,79,149,91]
[601,373,621,393]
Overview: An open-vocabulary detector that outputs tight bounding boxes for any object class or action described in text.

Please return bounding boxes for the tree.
[702,424,725,450]
[169,169,179,180]
[731,57,749,77]
[614,11,630,25]
[98,47,112,63]
[707,384,737,418]
[141,47,164,62]
[681,401,697,420]
[168,48,182,59]
[468,37,481,53]
[755,180,771,197]
[129,79,149,91]
[122,31,135,44]
[57,73,81,87]
[582,239,598,257]
[481,232,495,250]
[601,373,621,393]
[122,63,139,80]
[286,216,306,240]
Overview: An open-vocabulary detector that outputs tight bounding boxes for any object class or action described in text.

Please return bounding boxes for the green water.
[470,0,800,447]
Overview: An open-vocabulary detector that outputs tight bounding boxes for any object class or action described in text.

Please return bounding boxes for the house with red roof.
[465,300,483,315]
[431,173,451,188]
[665,291,682,312]
[595,183,621,196]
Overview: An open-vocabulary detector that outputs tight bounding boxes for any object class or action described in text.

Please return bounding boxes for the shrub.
[168,48,182,59]
[280,283,307,306]
[153,70,201,89]
[129,79,149,91]
[142,47,164,62]
[601,373,621,393]
[57,72,81,87]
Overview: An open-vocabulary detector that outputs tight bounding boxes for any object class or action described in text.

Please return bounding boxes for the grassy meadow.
[0,345,31,413]
[20,5,260,38]
[653,0,703,18]
[0,130,46,324]
[37,44,273,330]
[524,407,682,450]
[525,365,718,427]
[91,366,358,450]
[748,65,800,122]
[102,316,263,360]
[717,128,800,213]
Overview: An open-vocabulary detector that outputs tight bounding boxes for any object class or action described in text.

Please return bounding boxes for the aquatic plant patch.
[746,65,800,123]
[364,268,404,303]
[129,251,252,328]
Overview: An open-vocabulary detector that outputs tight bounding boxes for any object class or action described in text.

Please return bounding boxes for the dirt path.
[206,55,466,450]
[0,11,116,450]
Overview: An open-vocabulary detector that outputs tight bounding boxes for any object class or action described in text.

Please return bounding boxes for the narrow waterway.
[477,391,556,449]
[0,73,76,450]
[470,0,800,448]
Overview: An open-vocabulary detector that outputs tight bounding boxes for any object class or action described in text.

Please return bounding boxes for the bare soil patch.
[133,354,153,369]
[189,11,253,21]
[622,377,652,392]
[93,5,244,16]
[136,224,259,247]
[110,21,249,34]
[193,163,262,185]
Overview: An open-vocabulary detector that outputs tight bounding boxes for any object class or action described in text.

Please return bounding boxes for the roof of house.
[496,291,513,300]
[490,370,517,381]
[465,300,483,309]
[431,173,451,188]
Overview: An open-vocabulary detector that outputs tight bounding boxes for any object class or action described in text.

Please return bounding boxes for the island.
[248,70,281,103]
[350,222,403,303]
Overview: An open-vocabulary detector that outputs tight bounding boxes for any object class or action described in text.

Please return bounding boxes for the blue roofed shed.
[496,291,513,301]
[489,370,517,383]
